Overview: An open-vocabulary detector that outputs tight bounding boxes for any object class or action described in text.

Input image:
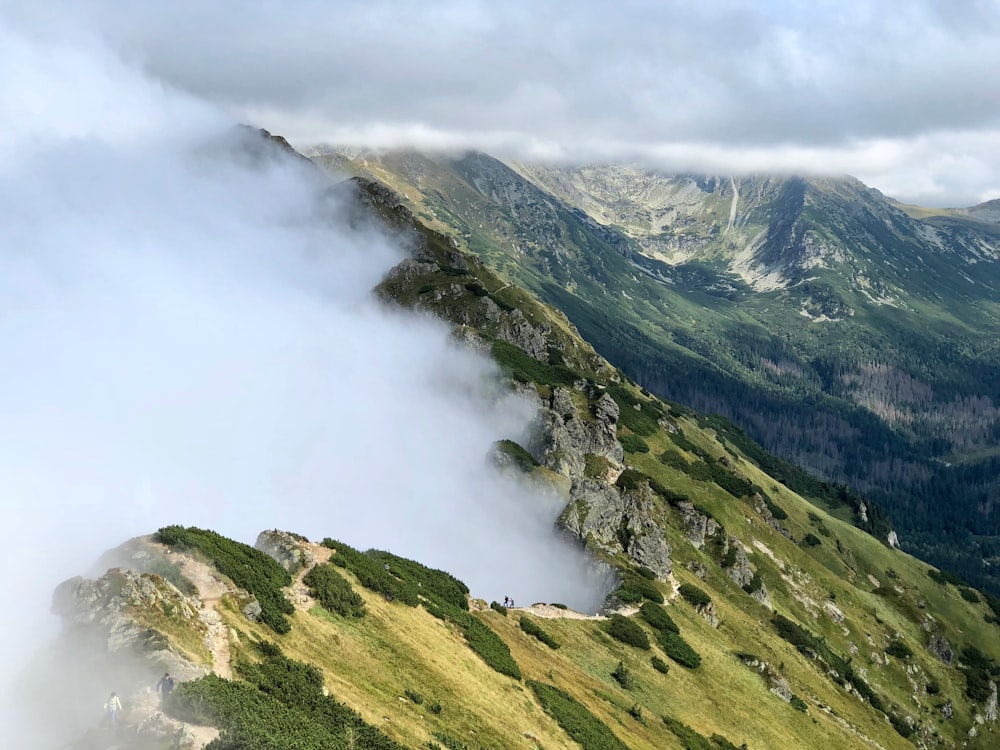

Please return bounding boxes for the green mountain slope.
[314,148,1000,595]
[54,159,1000,749]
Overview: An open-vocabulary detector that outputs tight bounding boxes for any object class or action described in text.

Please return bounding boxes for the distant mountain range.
[313,147,1000,594]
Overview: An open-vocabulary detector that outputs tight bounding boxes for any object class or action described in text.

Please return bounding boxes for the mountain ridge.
[313,146,1000,596]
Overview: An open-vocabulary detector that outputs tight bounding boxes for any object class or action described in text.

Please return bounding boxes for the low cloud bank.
[0,17,611,746]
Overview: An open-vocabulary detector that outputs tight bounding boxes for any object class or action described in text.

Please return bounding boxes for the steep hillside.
[314,148,1000,595]
[47,164,1000,750]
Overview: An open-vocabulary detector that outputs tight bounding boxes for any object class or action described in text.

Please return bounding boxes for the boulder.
[255,529,315,574]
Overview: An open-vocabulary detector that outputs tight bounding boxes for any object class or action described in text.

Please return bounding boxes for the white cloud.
[7,0,997,204]
[0,15,610,746]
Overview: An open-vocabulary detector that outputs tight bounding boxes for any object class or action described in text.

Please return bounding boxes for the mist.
[0,15,611,745]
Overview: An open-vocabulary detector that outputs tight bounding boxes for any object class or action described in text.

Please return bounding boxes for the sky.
[0,8,615,744]
[6,0,1000,206]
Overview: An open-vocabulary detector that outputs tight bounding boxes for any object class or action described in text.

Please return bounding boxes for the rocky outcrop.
[255,529,315,574]
[536,387,622,476]
[678,502,720,549]
[53,569,201,669]
[987,681,998,722]
[928,635,954,666]
[724,543,754,588]
[560,479,671,580]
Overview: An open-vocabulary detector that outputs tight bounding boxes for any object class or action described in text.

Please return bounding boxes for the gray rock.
[986,680,998,722]
[928,635,954,666]
[677,502,719,549]
[536,388,622,476]
[242,598,263,622]
[724,543,754,588]
[941,701,954,719]
[559,479,671,580]
[255,529,314,574]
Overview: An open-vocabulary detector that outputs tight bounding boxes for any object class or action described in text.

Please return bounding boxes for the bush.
[889,713,914,738]
[519,616,560,649]
[926,680,941,695]
[657,449,689,471]
[303,564,366,618]
[157,526,294,634]
[884,640,913,659]
[528,680,630,750]
[432,732,469,750]
[790,695,808,712]
[639,602,679,634]
[658,631,702,669]
[491,340,578,388]
[651,655,670,674]
[611,661,634,689]
[583,453,612,479]
[463,614,522,680]
[489,601,508,616]
[661,714,740,750]
[167,646,403,750]
[619,434,650,453]
[627,703,645,723]
[743,572,764,595]
[495,440,538,472]
[605,614,651,649]
[678,583,712,608]
[802,533,822,547]
[608,386,659,436]
[614,574,664,604]
[404,689,424,705]
[959,586,980,603]
[428,701,442,715]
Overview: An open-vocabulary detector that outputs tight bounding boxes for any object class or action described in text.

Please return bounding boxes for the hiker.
[156,672,175,703]
[104,692,123,724]
[503,596,509,607]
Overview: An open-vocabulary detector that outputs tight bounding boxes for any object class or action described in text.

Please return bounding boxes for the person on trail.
[104,692,123,724]
[156,672,175,703]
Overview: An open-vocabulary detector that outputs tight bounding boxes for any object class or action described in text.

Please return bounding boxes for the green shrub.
[802,533,822,547]
[167,645,403,750]
[519,616,560,649]
[661,714,740,750]
[639,601,679,634]
[551,602,568,609]
[658,631,702,669]
[527,681,630,750]
[614,574,664,604]
[611,660,634,689]
[428,701,443,715]
[743,572,764,595]
[608,387,659,436]
[635,566,657,580]
[959,586,980,603]
[303,563,366,618]
[925,681,940,695]
[889,713,914,738]
[157,526,293,634]
[884,640,913,659]
[432,732,470,750]
[584,453,612,479]
[761,493,789,520]
[678,583,712,608]
[495,440,539,472]
[627,703,645,723]
[619,434,650,453]
[491,340,578,387]
[404,689,424,705]
[651,655,670,674]
[324,539,421,607]
[605,614,651,649]
[657,449,689,471]
[490,601,508,616]
[790,694,808,712]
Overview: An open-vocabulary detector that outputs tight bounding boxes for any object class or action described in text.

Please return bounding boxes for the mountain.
[43,148,1000,749]
[313,148,1000,595]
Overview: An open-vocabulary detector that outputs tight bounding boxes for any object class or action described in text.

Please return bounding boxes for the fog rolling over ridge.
[0,18,610,744]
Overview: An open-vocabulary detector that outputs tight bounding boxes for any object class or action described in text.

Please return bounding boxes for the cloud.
[8,0,1000,205]
[0,15,611,746]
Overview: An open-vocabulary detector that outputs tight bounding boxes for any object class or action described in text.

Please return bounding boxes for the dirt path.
[173,554,234,680]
